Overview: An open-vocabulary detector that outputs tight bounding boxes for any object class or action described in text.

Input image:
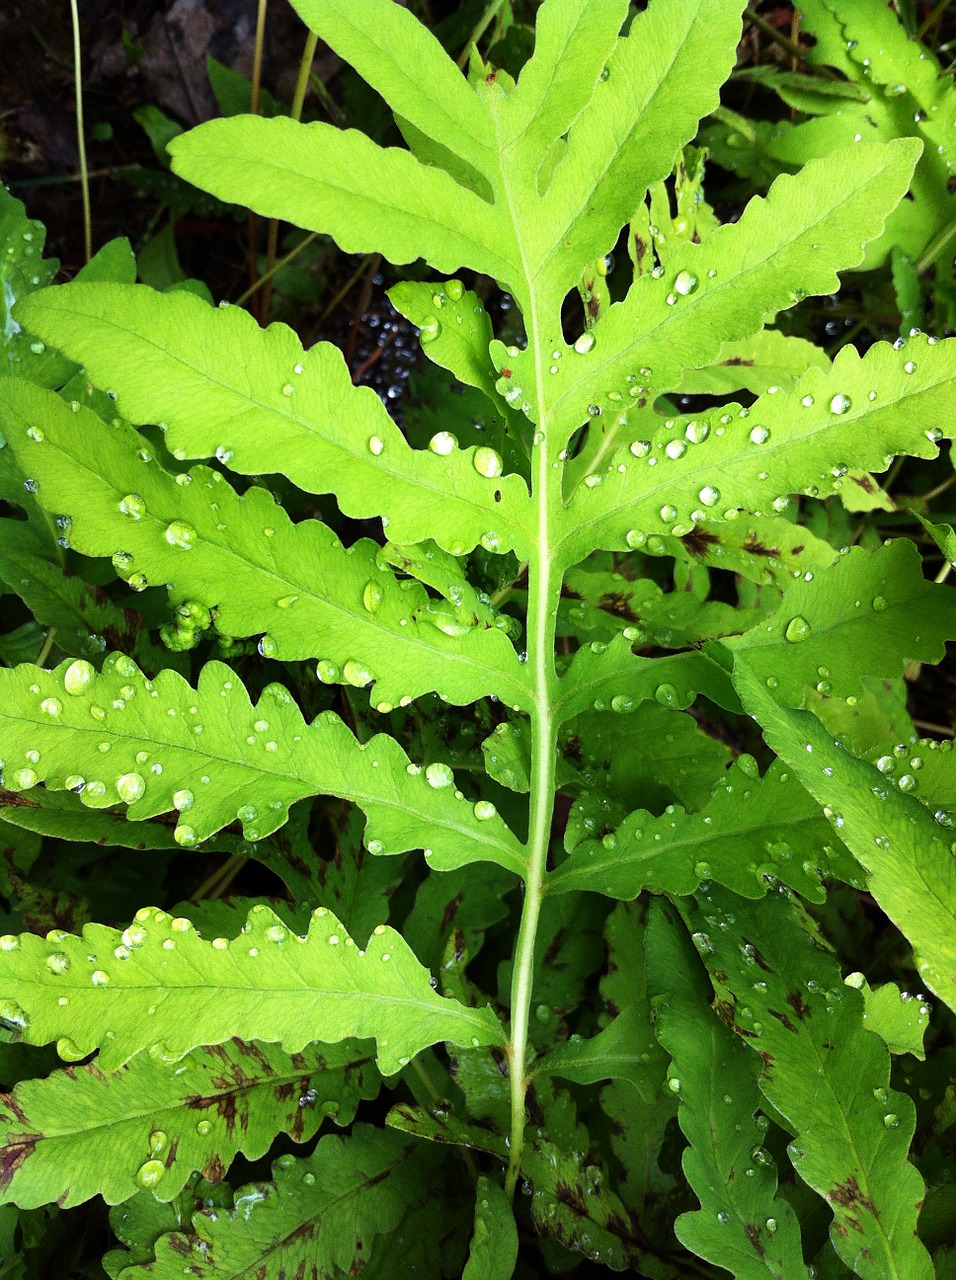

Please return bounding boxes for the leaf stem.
[261,30,319,320]
[505,295,559,1197]
[457,0,507,68]
[246,0,269,316]
[68,0,92,263]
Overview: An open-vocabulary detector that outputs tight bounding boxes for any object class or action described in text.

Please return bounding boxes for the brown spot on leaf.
[769,1008,797,1033]
[830,1176,875,1223]
[786,990,811,1021]
[597,591,638,622]
[0,1133,40,1190]
[743,539,779,559]
[722,356,755,367]
[440,893,463,934]
[681,528,720,558]
[745,1223,765,1255]
[203,1153,226,1184]
[554,1180,588,1217]
[852,475,875,493]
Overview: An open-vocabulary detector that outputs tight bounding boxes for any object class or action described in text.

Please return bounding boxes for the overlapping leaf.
[556,333,956,564]
[685,887,932,1279]
[0,654,526,874]
[114,1125,442,1279]
[0,380,531,713]
[725,538,956,707]
[13,285,533,559]
[733,664,956,1017]
[550,758,854,901]
[497,140,919,463]
[647,901,805,1278]
[0,902,505,1074]
[0,1037,378,1208]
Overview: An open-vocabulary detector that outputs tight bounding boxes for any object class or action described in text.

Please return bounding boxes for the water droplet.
[316,659,339,684]
[716,1211,730,1225]
[749,425,770,445]
[164,520,197,550]
[873,596,887,612]
[428,431,456,456]
[119,493,146,519]
[135,1159,166,1189]
[420,317,441,344]
[674,270,698,296]
[363,580,383,613]
[829,393,851,415]
[46,951,70,974]
[473,447,503,478]
[629,440,650,458]
[685,420,709,444]
[426,762,454,789]
[474,800,496,821]
[196,1119,212,1136]
[368,435,385,456]
[904,361,916,374]
[784,616,811,643]
[698,485,720,507]
[91,969,110,987]
[12,768,38,790]
[174,824,198,847]
[117,772,145,804]
[574,332,595,354]
[343,659,372,687]
[40,697,62,717]
[659,504,677,523]
[667,1077,682,1094]
[883,1112,899,1128]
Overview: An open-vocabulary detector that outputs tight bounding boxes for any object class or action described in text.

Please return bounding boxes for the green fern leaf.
[550,757,852,901]
[647,901,805,1278]
[725,539,956,706]
[685,887,932,1279]
[462,1175,519,1280]
[500,141,919,470]
[114,1124,441,1279]
[0,653,526,873]
[0,380,531,713]
[0,1038,377,1208]
[557,334,954,563]
[733,665,956,1017]
[11,287,533,559]
[0,902,505,1074]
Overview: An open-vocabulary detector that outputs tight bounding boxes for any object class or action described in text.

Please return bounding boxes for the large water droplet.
[674,270,698,296]
[425,762,454,789]
[174,824,198,847]
[363,580,383,613]
[698,485,720,507]
[117,772,145,804]
[749,425,770,445]
[119,493,146,519]
[368,436,385,456]
[473,800,496,821]
[135,1159,166,1190]
[829,393,851,415]
[473,447,503,479]
[428,431,456,456]
[343,660,372,687]
[784,616,811,643]
[574,332,595,354]
[41,697,62,717]
[64,659,94,696]
[46,951,70,974]
[164,520,197,551]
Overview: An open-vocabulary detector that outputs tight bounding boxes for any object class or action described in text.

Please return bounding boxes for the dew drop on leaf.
[63,659,94,695]
[784,616,811,643]
[674,270,698,296]
[428,431,456,456]
[425,762,454,789]
[829,393,851,415]
[119,493,146,519]
[473,447,503,478]
[749,425,770,445]
[135,1160,166,1190]
[117,772,145,803]
[164,520,197,550]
